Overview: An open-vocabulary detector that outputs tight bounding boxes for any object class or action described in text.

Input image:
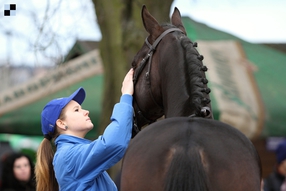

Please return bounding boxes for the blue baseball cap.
[276,140,286,164]
[41,87,86,135]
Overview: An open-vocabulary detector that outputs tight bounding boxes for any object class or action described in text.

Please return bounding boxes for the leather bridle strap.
[144,28,183,110]
[133,28,183,85]
[132,28,184,133]
[145,28,183,51]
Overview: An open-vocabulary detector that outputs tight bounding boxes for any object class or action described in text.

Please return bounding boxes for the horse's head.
[131,5,213,137]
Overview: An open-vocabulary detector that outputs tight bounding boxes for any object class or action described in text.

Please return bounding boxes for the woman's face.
[61,100,94,136]
[279,159,286,175]
[13,156,31,182]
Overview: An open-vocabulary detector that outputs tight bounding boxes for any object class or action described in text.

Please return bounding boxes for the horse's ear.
[141,5,162,39]
[171,7,187,35]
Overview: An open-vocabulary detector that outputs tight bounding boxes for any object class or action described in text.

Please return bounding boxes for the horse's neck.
[160,59,195,118]
[158,39,211,119]
[163,88,194,118]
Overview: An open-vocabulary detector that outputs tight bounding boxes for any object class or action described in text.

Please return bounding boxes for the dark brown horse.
[131,6,212,136]
[121,117,262,191]
[120,5,262,191]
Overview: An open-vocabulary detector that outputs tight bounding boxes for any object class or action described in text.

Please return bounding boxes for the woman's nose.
[84,110,89,116]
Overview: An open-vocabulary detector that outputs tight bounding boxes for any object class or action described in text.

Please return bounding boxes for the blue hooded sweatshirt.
[53,94,133,191]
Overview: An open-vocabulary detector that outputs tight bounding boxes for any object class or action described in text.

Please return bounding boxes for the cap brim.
[68,87,86,105]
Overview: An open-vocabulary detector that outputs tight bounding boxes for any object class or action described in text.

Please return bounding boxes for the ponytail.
[35,137,59,191]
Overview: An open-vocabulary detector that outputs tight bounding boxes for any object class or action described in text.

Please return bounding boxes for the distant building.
[63,40,99,63]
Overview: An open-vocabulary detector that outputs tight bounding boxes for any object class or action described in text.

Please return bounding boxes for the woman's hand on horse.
[121,68,134,96]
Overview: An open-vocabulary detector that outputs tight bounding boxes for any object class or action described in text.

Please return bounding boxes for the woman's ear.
[56,119,66,131]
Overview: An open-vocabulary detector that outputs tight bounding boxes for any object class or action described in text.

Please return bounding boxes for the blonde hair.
[35,110,66,191]
[35,137,58,191]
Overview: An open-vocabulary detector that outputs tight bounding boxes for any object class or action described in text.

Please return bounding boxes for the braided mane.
[180,36,211,117]
[159,24,211,118]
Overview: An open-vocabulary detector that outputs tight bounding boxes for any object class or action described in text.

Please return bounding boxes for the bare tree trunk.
[92,0,173,180]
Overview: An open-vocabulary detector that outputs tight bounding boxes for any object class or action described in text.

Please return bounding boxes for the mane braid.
[180,37,211,117]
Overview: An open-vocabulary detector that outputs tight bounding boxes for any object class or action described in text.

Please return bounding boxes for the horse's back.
[120,117,261,191]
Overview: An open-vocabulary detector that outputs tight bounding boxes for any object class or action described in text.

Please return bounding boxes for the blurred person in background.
[0,152,36,191]
[264,140,286,191]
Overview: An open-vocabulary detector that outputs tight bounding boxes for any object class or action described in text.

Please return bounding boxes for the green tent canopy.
[0,17,286,140]
[0,75,103,140]
[182,17,286,137]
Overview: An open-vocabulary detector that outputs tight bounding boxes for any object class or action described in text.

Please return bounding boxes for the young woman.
[35,69,134,191]
[0,152,36,191]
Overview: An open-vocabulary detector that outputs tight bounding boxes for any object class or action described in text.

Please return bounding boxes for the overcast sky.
[172,0,286,43]
[0,0,285,66]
